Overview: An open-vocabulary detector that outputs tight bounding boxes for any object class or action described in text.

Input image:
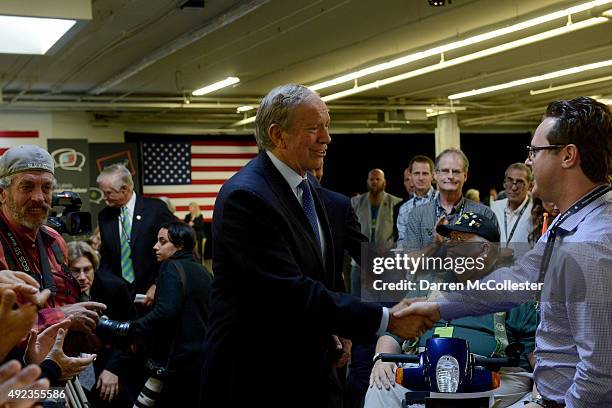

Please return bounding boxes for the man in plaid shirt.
[0,144,106,333]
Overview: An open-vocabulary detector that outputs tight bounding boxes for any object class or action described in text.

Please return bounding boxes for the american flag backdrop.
[142,140,258,221]
[0,131,40,156]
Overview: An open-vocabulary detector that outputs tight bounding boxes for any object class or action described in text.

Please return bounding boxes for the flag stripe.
[143,184,222,194]
[192,145,258,154]
[147,192,218,199]
[0,131,40,156]
[0,131,39,137]
[192,153,257,159]
[192,166,243,172]
[192,140,257,146]
[192,158,251,166]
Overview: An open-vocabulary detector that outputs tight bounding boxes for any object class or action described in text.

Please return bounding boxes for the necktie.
[298,180,321,248]
[120,206,135,283]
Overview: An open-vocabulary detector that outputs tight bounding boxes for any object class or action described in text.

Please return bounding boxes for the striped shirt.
[439,187,612,407]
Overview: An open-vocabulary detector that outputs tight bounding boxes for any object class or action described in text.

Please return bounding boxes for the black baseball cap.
[437,211,500,242]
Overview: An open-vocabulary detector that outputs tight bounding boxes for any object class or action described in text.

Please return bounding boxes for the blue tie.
[298,179,321,248]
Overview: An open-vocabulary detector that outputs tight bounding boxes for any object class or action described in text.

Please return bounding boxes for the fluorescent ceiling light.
[192,76,240,96]
[530,74,612,95]
[237,105,255,112]
[596,98,612,104]
[321,17,607,102]
[308,0,612,92]
[448,59,612,100]
[0,15,75,55]
[603,8,612,17]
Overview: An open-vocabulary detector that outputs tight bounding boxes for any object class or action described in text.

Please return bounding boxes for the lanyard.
[535,184,611,306]
[0,214,57,296]
[503,198,529,246]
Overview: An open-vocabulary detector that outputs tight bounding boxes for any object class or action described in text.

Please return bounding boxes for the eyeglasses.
[525,144,565,160]
[70,265,94,277]
[503,177,527,189]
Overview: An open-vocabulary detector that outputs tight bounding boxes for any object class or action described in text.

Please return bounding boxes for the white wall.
[0,111,125,145]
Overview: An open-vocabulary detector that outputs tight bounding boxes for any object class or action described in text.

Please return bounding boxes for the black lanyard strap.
[0,214,57,297]
[503,198,530,246]
[536,184,611,304]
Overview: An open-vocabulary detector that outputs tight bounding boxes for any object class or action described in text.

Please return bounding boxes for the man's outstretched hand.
[386,298,441,340]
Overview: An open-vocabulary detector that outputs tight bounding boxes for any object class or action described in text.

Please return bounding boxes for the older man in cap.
[0,144,106,333]
[366,212,535,408]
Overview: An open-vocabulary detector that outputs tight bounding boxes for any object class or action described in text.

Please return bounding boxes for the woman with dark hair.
[130,220,212,406]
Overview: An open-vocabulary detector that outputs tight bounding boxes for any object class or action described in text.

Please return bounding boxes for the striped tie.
[298,179,321,249]
[120,206,135,283]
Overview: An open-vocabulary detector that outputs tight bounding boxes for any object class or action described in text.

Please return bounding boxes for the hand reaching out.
[387,298,439,340]
[0,289,51,362]
[25,319,72,364]
[0,360,50,408]
[44,328,96,381]
[59,302,106,334]
[392,300,441,322]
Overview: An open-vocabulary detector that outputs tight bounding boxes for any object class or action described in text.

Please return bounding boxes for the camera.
[47,191,92,235]
[96,316,131,341]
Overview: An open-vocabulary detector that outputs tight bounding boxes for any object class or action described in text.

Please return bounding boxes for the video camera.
[47,191,92,235]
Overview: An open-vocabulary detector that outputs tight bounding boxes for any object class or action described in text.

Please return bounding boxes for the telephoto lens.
[96,316,132,342]
[133,377,164,408]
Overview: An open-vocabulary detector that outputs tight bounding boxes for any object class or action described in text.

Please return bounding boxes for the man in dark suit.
[200,84,434,408]
[96,164,174,305]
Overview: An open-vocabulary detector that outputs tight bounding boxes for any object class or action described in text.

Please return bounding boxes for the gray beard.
[6,195,49,230]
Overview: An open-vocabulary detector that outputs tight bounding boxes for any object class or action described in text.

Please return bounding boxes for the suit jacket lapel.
[260,153,327,276]
[310,176,335,287]
[107,207,122,259]
[130,194,145,246]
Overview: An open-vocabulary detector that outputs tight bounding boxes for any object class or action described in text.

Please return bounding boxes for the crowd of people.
[0,87,609,408]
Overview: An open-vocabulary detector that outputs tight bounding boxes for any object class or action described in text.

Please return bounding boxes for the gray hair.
[67,240,100,270]
[96,164,134,191]
[0,175,12,189]
[505,162,533,182]
[0,174,58,190]
[254,84,319,150]
[435,148,470,173]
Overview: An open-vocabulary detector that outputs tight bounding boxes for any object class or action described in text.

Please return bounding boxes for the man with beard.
[0,145,106,332]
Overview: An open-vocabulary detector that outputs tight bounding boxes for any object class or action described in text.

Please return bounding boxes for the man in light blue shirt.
[396,155,437,245]
[392,97,612,408]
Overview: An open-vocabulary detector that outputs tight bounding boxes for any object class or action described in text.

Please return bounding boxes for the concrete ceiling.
[1,0,611,133]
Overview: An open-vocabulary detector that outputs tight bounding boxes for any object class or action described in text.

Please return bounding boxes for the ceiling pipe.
[88,0,270,95]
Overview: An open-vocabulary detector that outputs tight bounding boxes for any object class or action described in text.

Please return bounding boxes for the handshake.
[386,299,442,340]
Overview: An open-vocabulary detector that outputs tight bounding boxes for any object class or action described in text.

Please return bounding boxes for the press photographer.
[93,221,211,407]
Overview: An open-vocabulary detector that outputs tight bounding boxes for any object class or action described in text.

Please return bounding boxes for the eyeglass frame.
[69,265,94,278]
[525,144,566,160]
[503,176,527,189]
